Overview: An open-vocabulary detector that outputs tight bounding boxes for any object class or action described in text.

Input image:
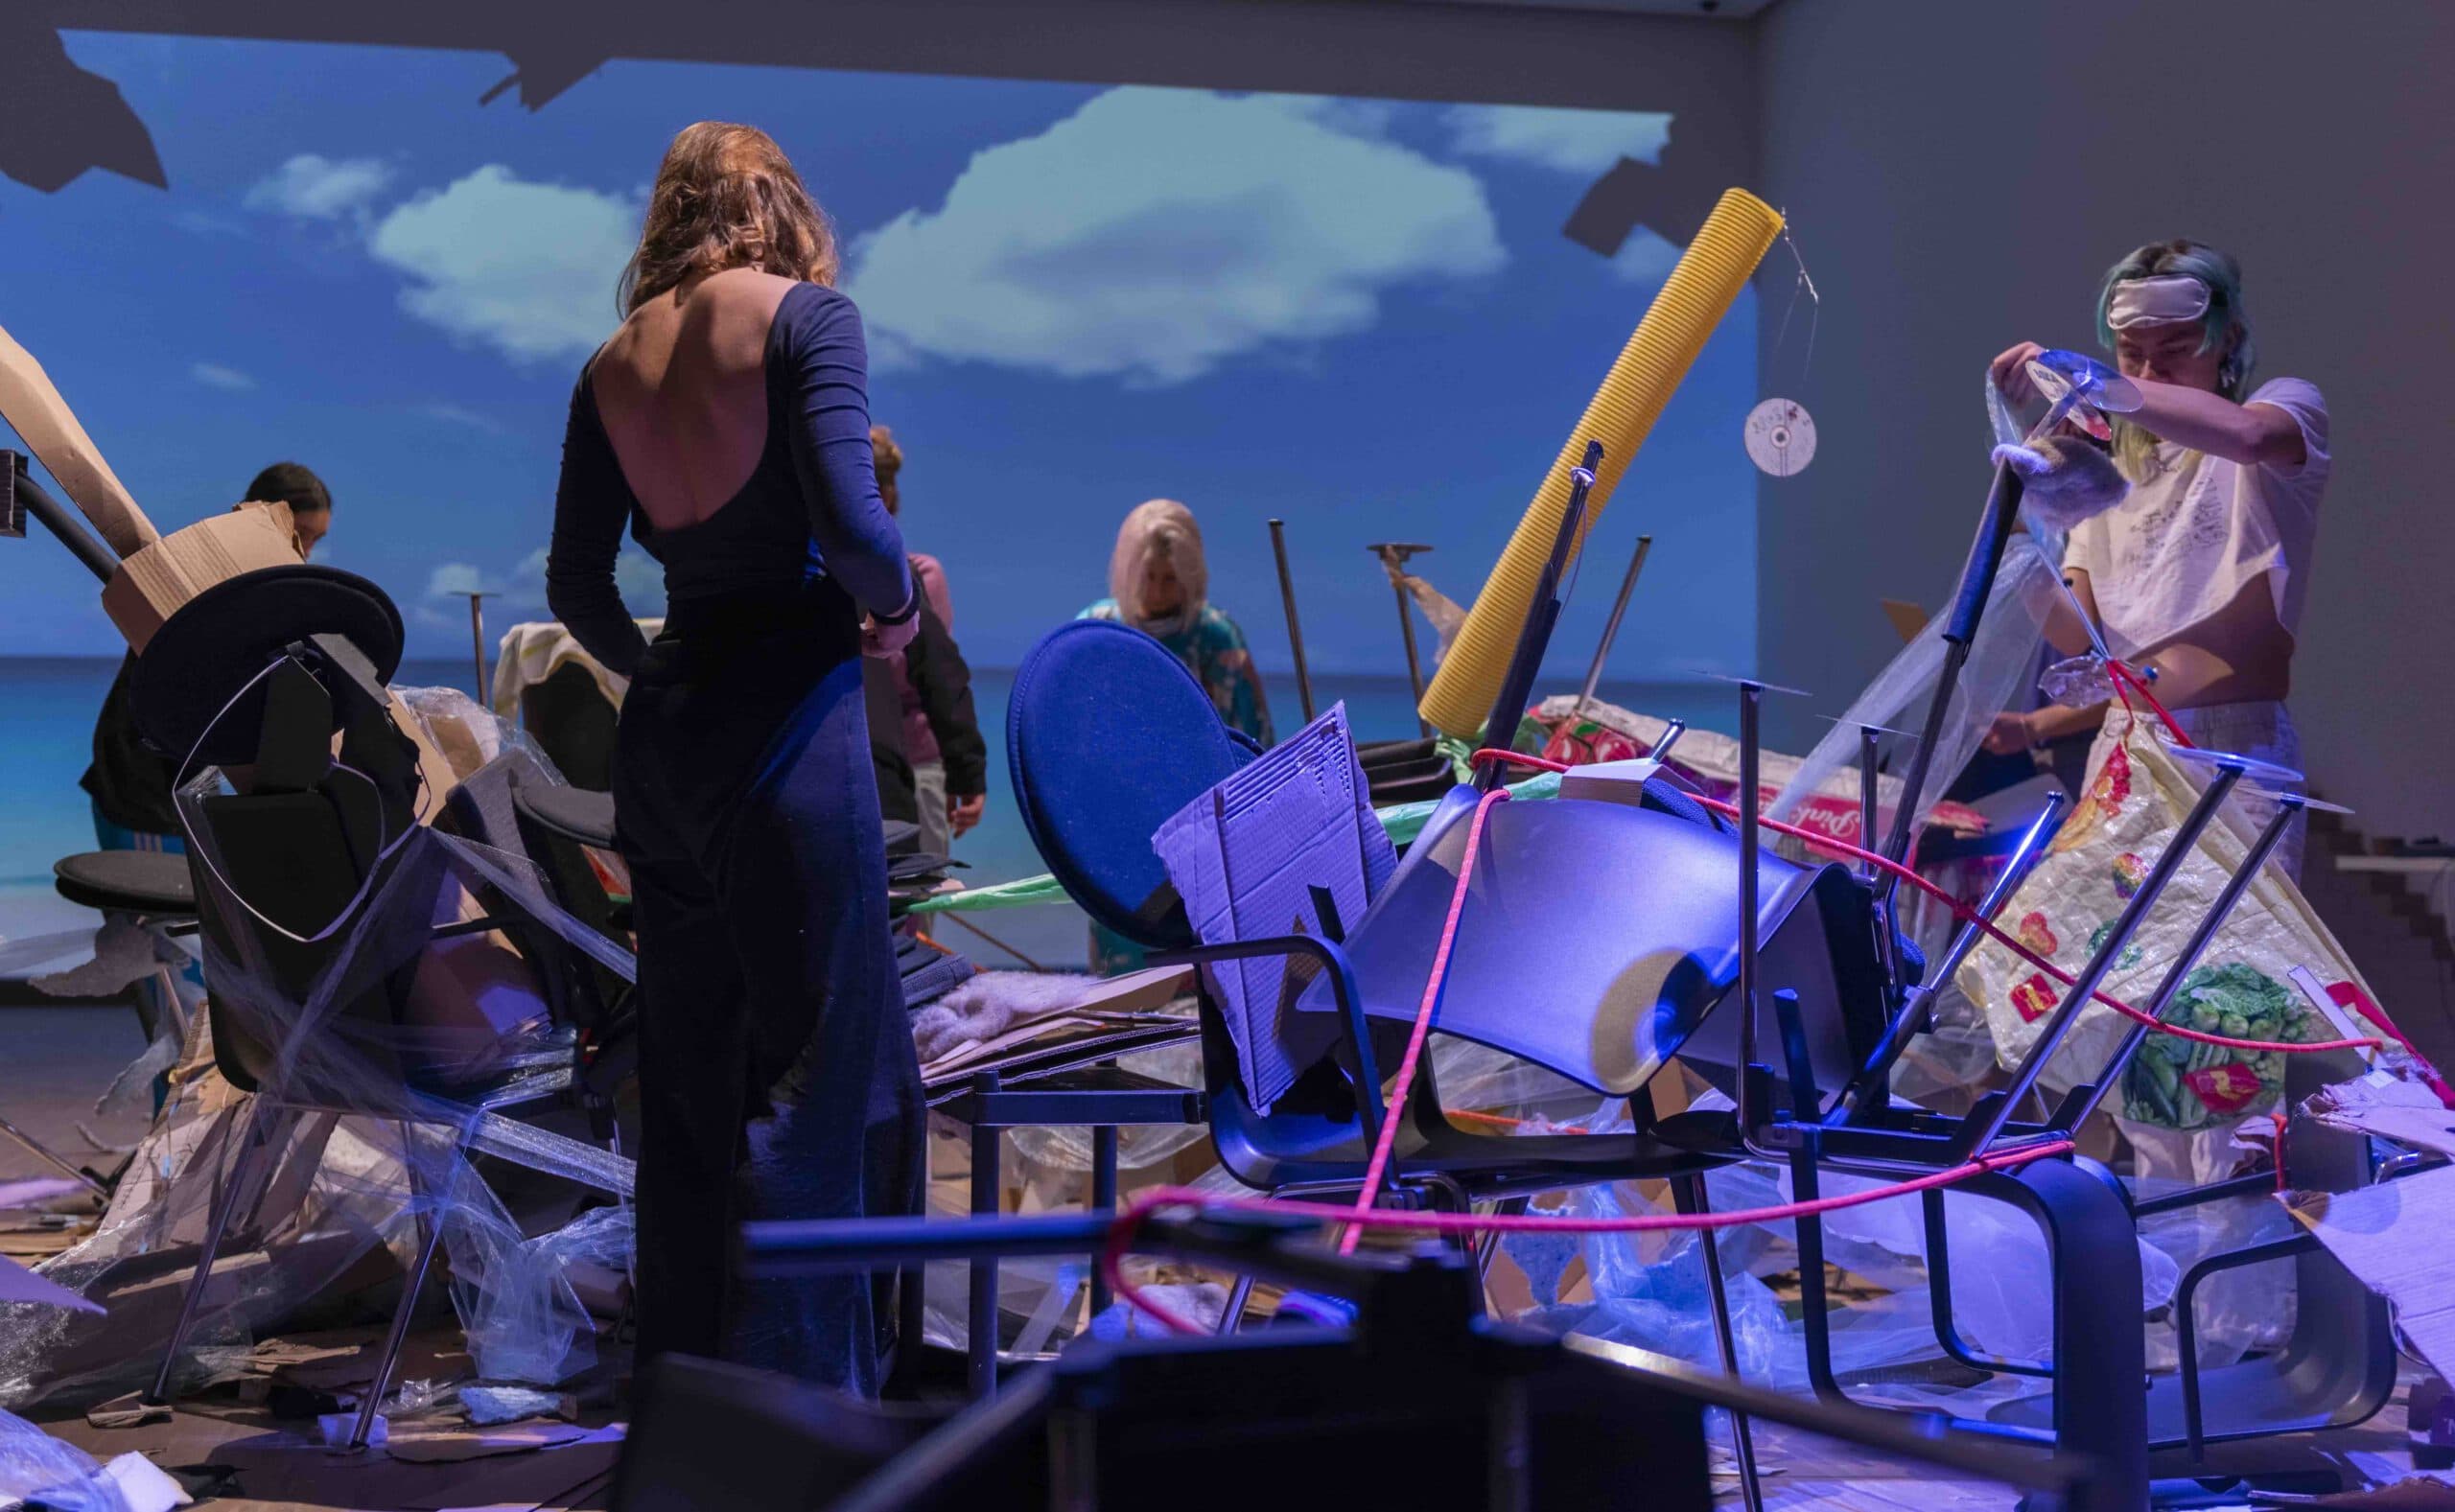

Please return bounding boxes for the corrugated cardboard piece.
[0,317,158,556]
[101,500,305,653]
[2288,1163,2455,1380]
[1154,702,1394,1111]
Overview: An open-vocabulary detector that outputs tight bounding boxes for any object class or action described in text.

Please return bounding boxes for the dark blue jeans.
[614,579,924,1397]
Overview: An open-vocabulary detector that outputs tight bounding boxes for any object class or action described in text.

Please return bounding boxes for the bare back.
[590,268,798,531]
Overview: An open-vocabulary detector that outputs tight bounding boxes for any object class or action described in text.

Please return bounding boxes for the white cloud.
[616,550,666,616]
[425,562,506,599]
[190,361,256,391]
[845,88,1505,386]
[511,545,664,616]
[245,153,396,221]
[1609,227,1683,286]
[367,166,641,364]
[412,401,510,436]
[1443,105,1672,174]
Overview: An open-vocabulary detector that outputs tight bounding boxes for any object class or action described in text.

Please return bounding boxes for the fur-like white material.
[910,970,1110,1061]
[1995,436,2131,532]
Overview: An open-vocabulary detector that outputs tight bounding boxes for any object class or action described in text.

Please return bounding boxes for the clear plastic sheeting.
[2039,652,2116,709]
[450,1200,632,1385]
[2134,1180,2299,1371]
[0,1403,156,1512]
[0,685,637,1411]
[1767,531,2062,837]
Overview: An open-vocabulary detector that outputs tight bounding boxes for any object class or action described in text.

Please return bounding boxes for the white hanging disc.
[1743,397,1816,477]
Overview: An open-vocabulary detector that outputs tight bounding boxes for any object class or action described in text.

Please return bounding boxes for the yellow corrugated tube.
[1419,187,1783,736]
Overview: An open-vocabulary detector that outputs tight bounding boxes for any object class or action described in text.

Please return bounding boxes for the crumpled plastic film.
[0,730,638,1409]
[2038,652,2115,709]
[0,1403,133,1512]
[2133,1178,2299,1370]
[448,1199,632,1384]
[392,684,567,788]
[1767,531,2061,834]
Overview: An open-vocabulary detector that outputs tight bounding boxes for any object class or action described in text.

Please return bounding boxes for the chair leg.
[1088,1125,1118,1318]
[1216,1273,1257,1336]
[348,1128,455,1450]
[967,1073,1001,1399]
[146,1096,276,1405]
[1679,1175,1765,1512]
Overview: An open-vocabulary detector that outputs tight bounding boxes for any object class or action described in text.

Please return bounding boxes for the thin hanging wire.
[1765,220,1820,387]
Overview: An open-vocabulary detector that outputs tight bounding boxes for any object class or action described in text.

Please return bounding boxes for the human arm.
[545,371,650,678]
[905,604,988,812]
[1989,341,2307,468]
[780,290,916,622]
[1984,700,2108,754]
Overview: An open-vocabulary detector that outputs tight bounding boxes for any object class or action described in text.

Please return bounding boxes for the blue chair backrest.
[1005,619,1259,950]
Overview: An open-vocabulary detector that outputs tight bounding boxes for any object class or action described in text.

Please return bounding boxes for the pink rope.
[1100,1139,2076,1336]
[1338,785,1510,1255]
[1472,748,2393,1060]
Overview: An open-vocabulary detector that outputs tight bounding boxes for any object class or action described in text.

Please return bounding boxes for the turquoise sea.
[0,659,1722,971]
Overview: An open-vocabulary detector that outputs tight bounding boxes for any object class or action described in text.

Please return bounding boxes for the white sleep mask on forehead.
[2107,274,2211,330]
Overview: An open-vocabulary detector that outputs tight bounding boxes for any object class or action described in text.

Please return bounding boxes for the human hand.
[1981,709,2034,756]
[1989,341,2048,407]
[948,792,986,838]
[861,600,920,658]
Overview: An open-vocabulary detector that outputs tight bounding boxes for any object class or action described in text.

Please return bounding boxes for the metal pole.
[1856,726,1882,885]
[455,591,494,707]
[1268,519,1315,725]
[1368,544,1436,734]
[1734,680,1765,1142]
[1844,792,2065,1118]
[1578,534,1653,711]
[1957,761,2244,1157]
[1395,575,1427,733]
[2062,794,2304,1131]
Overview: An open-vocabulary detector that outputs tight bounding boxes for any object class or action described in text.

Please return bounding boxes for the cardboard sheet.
[2288,1164,2455,1380]
[2302,1072,2455,1158]
[1153,703,1393,1111]
[0,317,157,556]
[101,501,306,652]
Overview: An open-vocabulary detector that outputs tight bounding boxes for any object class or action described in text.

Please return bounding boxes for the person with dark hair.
[81,461,332,849]
[867,424,986,855]
[546,121,924,1395]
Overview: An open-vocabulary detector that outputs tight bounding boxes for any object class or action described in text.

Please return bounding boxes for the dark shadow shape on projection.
[1562,138,1725,260]
[0,18,166,196]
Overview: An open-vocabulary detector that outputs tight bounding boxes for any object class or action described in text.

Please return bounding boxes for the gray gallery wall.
[1755,0,2455,841]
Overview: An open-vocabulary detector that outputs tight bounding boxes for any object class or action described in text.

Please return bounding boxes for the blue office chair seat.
[1006,619,1259,946]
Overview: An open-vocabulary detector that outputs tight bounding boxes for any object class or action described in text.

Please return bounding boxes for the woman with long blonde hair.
[547,121,923,1393]
[1078,499,1272,971]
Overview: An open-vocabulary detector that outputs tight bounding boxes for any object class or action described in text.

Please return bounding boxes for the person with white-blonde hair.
[1078,499,1273,974]
[1081,498,1273,745]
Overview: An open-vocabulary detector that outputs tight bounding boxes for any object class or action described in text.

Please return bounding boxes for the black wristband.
[873,592,920,627]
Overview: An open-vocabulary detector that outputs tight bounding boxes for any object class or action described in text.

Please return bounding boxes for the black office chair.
[129,565,636,1446]
[519,660,619,792]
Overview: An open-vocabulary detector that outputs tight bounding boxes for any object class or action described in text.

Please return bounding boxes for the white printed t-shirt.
[2062,377,2329,660]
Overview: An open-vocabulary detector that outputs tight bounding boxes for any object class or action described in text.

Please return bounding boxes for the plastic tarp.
[0,694,636,1410]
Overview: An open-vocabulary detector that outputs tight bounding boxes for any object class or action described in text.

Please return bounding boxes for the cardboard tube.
[0,319,158,557]
[1419,188,1782,735]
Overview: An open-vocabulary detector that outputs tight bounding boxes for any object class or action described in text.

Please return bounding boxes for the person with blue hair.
[1985,239,2327,877]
